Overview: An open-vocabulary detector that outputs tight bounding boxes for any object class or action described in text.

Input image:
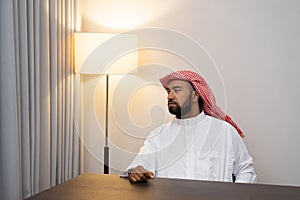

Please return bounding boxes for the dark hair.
[188,81,204,111]
[198,96,204,111]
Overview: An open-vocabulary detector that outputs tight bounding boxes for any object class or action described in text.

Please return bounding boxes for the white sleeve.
[126,126,164,175]
[232,130,257,183]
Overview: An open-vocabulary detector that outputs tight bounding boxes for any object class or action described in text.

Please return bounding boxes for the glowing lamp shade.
[74,32,138,75]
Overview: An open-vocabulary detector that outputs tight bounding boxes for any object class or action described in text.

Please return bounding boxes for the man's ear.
[192,91,199,102]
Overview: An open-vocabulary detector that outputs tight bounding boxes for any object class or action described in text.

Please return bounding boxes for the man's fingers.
[129,172,152,183]
[130,173,147,182]
[129,175,137,182]
[136,172,147,181]
[135,165,154,179]
[129,173,141,182]
[129,166,154,183]
[129,175,136,182]
[144,172,154,179]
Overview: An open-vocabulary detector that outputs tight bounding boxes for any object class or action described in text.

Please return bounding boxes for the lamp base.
[104,146,109,174]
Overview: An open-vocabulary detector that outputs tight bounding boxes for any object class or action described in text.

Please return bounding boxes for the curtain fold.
[0,0,80,199]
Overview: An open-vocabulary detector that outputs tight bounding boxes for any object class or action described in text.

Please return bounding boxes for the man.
[127,70,256,183]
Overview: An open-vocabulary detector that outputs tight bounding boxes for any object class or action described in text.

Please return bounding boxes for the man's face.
[166,80,194,119]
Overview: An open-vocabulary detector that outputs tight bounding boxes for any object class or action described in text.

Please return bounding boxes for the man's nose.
[168,91,175,100]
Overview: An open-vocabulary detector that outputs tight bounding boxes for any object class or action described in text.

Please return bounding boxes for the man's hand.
[128,165,154,183]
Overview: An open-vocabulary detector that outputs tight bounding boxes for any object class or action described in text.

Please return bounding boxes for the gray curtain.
[0,0,81,199]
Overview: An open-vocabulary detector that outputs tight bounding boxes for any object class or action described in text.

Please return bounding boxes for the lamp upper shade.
[74,33,138,74]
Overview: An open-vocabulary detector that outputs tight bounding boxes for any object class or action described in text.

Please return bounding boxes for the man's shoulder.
[206,115,239,138]
[208,115,237,129]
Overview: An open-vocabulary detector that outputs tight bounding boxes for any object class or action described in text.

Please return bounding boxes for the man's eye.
[174,89,181,93]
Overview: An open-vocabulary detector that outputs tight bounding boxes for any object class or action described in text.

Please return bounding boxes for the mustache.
[168,100,178,105]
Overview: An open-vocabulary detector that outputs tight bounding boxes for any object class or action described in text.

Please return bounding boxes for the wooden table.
[26,173,300,200]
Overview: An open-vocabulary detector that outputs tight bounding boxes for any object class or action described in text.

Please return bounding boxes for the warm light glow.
[74,32,138,74]
[81,0,185,30]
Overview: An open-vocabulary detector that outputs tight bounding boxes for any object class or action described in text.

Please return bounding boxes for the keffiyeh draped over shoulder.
[159,70,245,137]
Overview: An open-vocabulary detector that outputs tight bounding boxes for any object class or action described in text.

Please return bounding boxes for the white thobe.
[127,112,257,183]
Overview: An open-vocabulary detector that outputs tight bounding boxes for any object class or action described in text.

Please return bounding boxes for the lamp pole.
[104,74,109,174]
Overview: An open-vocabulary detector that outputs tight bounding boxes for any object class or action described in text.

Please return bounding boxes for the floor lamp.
[74,33,138,174]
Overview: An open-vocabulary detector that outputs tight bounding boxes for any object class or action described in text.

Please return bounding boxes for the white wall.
[79,0,300,186]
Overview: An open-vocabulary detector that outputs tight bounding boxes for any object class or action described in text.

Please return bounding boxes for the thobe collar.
[173,111,206,126]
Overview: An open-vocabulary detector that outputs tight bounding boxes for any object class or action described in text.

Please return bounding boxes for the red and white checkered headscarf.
[160,70,245,137]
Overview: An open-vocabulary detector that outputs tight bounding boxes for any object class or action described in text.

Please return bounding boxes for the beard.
[168,101,181,118]
[168,95,192,119]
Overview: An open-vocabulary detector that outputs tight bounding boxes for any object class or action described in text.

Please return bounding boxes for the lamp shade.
[74,33,138,74]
